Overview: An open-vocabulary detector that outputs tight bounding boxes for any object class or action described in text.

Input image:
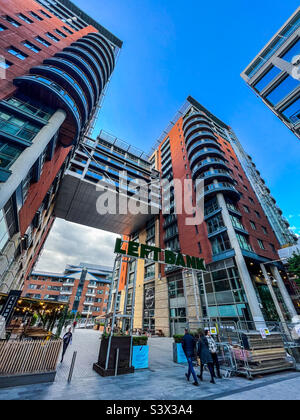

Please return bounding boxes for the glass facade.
[0,209,9,251]
[266,75,299,105]
[254,66,282,92]
[0,141,23,170]
[199,266,249,321]
[0,110,40,141]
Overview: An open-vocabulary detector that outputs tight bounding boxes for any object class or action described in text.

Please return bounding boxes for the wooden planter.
[93,336,134,377]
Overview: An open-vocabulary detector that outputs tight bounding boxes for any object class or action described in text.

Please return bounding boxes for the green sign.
[114,238,206,271]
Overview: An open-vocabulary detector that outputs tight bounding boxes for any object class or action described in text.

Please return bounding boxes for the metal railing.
[0,339,62,375]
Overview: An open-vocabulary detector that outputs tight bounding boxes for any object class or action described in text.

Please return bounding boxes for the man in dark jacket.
[181,329,199,386]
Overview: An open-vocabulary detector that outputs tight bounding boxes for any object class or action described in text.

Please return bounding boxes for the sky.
[36,0,300,272]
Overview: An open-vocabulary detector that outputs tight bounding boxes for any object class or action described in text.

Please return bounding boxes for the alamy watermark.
[95,172,206,226]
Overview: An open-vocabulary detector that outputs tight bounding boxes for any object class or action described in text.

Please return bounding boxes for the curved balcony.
[187,139,221,160]
[197,183,240,202]
[192,158,228,179]
[185,130,218,151]
[14,74,81,146]
[64,45,104,92]
[183,112,210,130]
[55,51,100,99]
[199,169,234,185]
[82,35,112,76]
[87,33,115,69]
[190,148,225,169]
[184,122,213,141]
[71,41,108,84]
[44,57,94,111]
[30,65,88,123]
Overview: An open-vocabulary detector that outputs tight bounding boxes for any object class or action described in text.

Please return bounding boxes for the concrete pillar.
[0,109,67,210]
[217,193,266,328]
[260,264,287,324]
[270,265,300,322]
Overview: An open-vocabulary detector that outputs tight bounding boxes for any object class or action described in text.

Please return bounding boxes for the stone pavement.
[0,329,299,400]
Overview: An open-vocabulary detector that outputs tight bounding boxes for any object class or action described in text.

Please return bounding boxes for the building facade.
[241,7,300,139]
[0,0,122,293]
[23,262,112,318]
[113,97,300,337]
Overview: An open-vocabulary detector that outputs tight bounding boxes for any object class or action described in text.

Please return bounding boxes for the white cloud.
[35,218,120,273]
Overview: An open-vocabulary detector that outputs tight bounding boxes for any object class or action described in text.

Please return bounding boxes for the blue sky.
[76,0,300,236]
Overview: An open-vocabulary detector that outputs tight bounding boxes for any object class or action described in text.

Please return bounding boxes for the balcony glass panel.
[266,75,299,105]
[282,97,300,123]
[254,66,281,92]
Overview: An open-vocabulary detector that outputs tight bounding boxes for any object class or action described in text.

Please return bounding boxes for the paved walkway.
[0,330,299,400]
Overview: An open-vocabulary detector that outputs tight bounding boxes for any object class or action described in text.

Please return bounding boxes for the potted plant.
[173,335,187,364]
[132,336,149,369]
[93,332,134,377]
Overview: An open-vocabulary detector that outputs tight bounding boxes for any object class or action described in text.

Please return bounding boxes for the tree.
[288,253,300,285]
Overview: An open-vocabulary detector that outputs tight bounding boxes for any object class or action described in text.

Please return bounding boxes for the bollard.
[68,351,77,383]
[115,348,119,377]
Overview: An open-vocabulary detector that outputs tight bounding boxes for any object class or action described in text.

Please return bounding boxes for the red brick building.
[0,0,122,293]
[23,263,112,318]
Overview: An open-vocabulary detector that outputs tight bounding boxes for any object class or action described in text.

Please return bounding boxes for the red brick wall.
[0,0,98,100]
[18,143,71,236]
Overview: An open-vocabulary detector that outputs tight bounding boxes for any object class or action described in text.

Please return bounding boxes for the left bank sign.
[114,238,206,271]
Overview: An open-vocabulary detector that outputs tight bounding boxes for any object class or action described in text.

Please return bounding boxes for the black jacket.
[197,337,213,364]
[181,333,196,358]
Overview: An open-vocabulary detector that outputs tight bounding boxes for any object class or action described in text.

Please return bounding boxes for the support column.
[270,265,300,322]
[217,193,266,328]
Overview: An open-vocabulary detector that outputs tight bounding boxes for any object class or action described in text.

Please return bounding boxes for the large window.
[7,46,28,60]
[6,96,53,121]
[266,76,299,106]
[230,214,245,231]
[281,39,300,63]
[144,263,155,280]
[0,209,9,251]
[236,233,253,252]
[206,213,225,234]
[0,110,40,141]
[0,141,23,170]
[210,231,231,255]
[254,66,282,92]
[168,273,184,299]
[282,97,300,123]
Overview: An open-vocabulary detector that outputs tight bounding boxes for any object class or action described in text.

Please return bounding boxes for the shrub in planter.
[132,336,149,369]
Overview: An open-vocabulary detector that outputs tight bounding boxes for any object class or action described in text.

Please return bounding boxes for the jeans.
[211,352,221,377]
[187,356,198,383]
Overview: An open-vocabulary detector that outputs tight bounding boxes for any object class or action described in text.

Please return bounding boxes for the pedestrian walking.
[205,329,222,379]
[61,327,73,363]
[197,330,216,384]
[181,328,199,387]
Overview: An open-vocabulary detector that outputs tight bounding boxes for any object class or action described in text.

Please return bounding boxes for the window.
[258,239,265,250]
[4,16,21,27]
[282,97,300,123]
[55,29,67,38]
[207,213,225,234]
[230,214,245,231]
[0,208,9,251]
[0,59,12,69]
[62,26,73,35]
[198,242,202,254]
[30,11,43,21]
[262,226,268,235]
[249,197,254,204]
[270,243,276,253]
[39,10,52,18]
[45,32,59,42]
[254,66,282,92]
[250,221,256,230]
[17,13,33,24]
[210,231,232,255]
[0,23,7,31]
[236,233,252,252]
[144,264,155,280]
[243,205,250,214]
[22,41,41,53]
[0,110,40,141]
[35,36,51,47]
[243,185,248,191]
[266,76,299,106]
[0,140,23,171]
[255,211,261,219]
[7,46,28,60]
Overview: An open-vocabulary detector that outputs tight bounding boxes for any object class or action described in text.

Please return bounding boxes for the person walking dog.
[181,329,199,387]
[205,329,222,379]
[197,330,216,384]
[61,327,73,363]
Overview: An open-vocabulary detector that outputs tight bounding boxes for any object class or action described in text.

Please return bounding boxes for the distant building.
[241,8,300,139]
[22,262,113,318]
